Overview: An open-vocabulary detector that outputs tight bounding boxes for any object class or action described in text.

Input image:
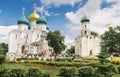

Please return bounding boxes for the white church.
[6,6,53,61]
[75,15,101,57]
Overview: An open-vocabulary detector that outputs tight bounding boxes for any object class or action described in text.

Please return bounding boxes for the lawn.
[5,63,59,77]
[5,62,120,77]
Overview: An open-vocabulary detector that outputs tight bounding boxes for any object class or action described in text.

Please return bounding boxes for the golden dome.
[29,11,40,21]
[108,25,113,30]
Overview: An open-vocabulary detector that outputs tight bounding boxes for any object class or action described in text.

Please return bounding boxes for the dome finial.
[22,7,25,16]
[108,24,113,30]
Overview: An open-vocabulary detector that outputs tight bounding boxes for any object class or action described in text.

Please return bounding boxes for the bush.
[78,66,94,77]
[42,72,50,77]
[9,69,25,77]
[27,68,42,77]
[117,66,120,74]
[59,67,75,77]
[95,64,114,77]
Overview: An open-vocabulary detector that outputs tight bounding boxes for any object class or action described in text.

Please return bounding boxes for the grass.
[5,62,120,77]
[5,63,59,77]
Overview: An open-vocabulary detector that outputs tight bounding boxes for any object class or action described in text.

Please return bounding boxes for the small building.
[75,15,101,57]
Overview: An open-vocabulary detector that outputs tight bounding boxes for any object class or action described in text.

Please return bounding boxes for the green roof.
[81,15,90,23]
[36,17,47,25]
[17,16,29,26]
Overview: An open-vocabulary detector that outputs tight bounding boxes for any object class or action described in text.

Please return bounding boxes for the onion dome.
[29,11,40,21]
[36,17,47,25]
[17,16,29,25]
[81,15,90,23]
[108,25,113,30]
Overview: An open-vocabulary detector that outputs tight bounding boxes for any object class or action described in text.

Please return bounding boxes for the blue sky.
[0,0,120,46]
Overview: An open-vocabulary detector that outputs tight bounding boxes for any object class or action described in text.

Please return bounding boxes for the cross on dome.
[22,7,25,16]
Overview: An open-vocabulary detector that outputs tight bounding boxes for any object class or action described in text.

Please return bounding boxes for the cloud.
[65,0,120,35]
[0,25,17,43]
[40,0,81,7]
[36,6,51,16]
[64,35,74,47]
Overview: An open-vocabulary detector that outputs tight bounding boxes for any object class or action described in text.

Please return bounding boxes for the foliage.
[101,26,120,54]
[16,58,39,61]
[117,66,120,74]
[42,72,50,77]
[97,52,108,64]
[9,69,25,77]
[59,67,75,77]
[0,43,8,54]
[66,46,75,54]
[0,55,7,77]
[112,57,120,64]
[27,68,42,77]
[47,31,66,55]
[54,58,73,62]
[78,66,94,77]
[95,64,114,77]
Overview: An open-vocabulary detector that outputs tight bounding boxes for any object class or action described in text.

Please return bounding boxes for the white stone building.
[6,7,53,61]
[75,15,101,57]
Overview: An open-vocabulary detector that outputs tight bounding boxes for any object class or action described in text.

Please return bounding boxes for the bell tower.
[81,15,90,36]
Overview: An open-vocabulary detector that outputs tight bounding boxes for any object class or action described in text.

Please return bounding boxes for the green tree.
[0,55,7,77]
[101,26,120,55]
[0,43,8,54]
[47,31,66,56]
[97,52,108,64]
[66,46,75,54]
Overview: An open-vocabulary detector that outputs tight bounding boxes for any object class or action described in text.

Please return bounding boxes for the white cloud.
[40,0,81,7]
[0,25,17,43]
[36,6,51,16]
[64,35,74,47]
[65,0,120,35]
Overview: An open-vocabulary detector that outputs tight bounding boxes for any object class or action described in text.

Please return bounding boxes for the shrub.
[112,58,120,64]
[42,72,50,77]
[95,64,114,77]
[78,66,94,77]
[9,69,25,77]
[27,68,42,77]
[59,67,75,77]
[117,66,120,74]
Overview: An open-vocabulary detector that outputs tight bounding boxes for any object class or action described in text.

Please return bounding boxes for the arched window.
[85,31,87,35]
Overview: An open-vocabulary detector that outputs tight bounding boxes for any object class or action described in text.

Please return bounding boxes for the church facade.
[6,7,53,61]
[75,15,101,57]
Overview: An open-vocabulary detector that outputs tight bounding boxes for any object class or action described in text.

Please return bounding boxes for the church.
[75,15,101,57]
[6,6,53,61]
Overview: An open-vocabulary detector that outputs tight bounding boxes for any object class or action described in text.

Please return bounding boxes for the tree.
[0,43,8,54]
[47,31,66,55]
[66,46,75,54]
[97,52,108,64]
[0,55,7,77]
[101,26,120,55]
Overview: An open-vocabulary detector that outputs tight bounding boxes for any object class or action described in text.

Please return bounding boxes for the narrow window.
[85,25,87,29]
[85,31,87,35]
[37,34,39,38]
[16,34,17,39]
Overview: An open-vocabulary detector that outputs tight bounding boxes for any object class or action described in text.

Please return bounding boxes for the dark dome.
[81,15,90,23]
[36,17,47,25]
[17,16,29,26]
